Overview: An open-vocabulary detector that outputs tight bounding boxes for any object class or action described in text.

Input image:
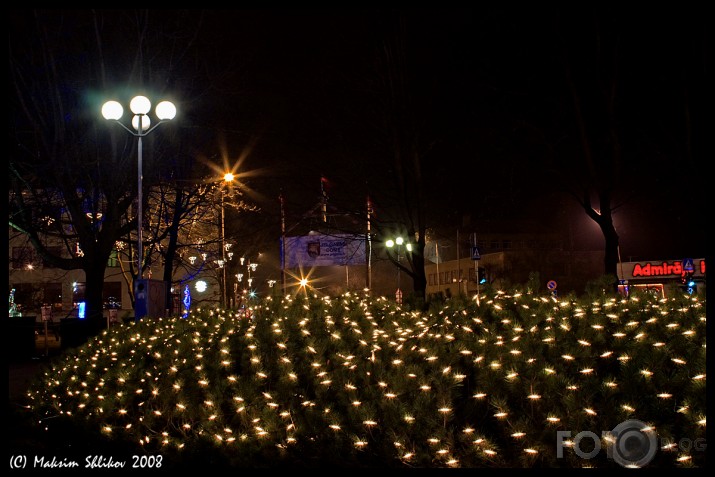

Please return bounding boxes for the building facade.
[425,249,604,298]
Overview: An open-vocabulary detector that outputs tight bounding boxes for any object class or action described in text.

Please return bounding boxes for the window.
[502,240,512,250]
[439,272,445,285]
[72,282,86,307]
[107,249,120,268]
[11,282,62,312]
[490,240,500,250]
[12,247,39,269]
[42,247,64,268]
[43,283,63,310]
[103,282,122,308]
[11,283,40,311]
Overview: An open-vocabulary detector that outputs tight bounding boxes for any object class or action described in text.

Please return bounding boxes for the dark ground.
[7,334,139,473]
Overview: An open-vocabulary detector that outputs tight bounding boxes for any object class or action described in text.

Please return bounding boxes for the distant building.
[423,218,605,297]
[425,249,603,298]
[8,231,133,319]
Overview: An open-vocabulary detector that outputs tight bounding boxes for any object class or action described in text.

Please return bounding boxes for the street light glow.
[101,101,123,120]
[223,172,235,182]
[386,239,395,248]
[131,114,151,132]
[155,101,177,120]
[129,95,151,115]
[396,237,404,246]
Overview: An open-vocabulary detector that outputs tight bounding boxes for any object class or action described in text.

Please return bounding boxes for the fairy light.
[23,291,704,469]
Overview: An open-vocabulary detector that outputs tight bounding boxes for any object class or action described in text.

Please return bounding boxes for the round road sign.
[547,280,557,290]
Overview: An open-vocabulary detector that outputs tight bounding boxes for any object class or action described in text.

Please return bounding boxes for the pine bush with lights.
[23,287,706,468]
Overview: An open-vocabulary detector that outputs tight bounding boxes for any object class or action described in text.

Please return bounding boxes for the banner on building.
[284,234,366,268]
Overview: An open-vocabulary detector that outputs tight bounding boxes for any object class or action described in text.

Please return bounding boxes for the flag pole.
[366,194,372,292]
[280,191,286,295]
[320,176,328,223]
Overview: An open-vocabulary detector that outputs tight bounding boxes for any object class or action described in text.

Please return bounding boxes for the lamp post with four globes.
[385,236,412,304]
[101,95,176,281]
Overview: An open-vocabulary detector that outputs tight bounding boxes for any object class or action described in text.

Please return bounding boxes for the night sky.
[9,8,708,262]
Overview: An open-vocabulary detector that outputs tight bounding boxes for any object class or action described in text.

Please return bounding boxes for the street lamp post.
[385,236,412,304]
[220,172,234,308]
[101,96,176,281]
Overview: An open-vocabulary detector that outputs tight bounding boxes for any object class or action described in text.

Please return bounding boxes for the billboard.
[284,234,366,268]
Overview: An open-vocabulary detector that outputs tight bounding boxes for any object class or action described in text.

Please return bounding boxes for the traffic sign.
[547,280,557,290]
[471,246,481,260]
[682,258,694,272]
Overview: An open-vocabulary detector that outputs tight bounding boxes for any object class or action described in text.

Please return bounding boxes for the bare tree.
[8,10,208,331]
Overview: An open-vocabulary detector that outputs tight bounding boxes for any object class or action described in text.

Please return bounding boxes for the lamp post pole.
[137,131,144,278]
[397,244,401,293]
[386,236,411,304]
[102,96,176,280]
[220,173,234,308]
[221,190,226,308]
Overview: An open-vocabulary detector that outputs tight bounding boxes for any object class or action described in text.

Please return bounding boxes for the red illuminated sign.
[631,259,706,278]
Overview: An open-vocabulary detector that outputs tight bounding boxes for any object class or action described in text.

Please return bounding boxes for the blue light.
[688,280,696,287]
[78,301,86,319]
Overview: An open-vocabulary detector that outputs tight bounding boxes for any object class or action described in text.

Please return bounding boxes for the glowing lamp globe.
[155,101,176,120]
[129,95,151,115]
[101,101,123,120]
[132,114,151,132]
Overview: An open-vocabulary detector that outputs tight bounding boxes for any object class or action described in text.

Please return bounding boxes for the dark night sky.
[9,8,708,262]
[193,8,707,262]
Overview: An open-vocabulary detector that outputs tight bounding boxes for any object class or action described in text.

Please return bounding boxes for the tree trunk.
[84,263,106,336]
[162,189,184,314]
[411,239,427,305]
[601,220,620,292]
[411,251,427,299]
[586,197,620,294]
